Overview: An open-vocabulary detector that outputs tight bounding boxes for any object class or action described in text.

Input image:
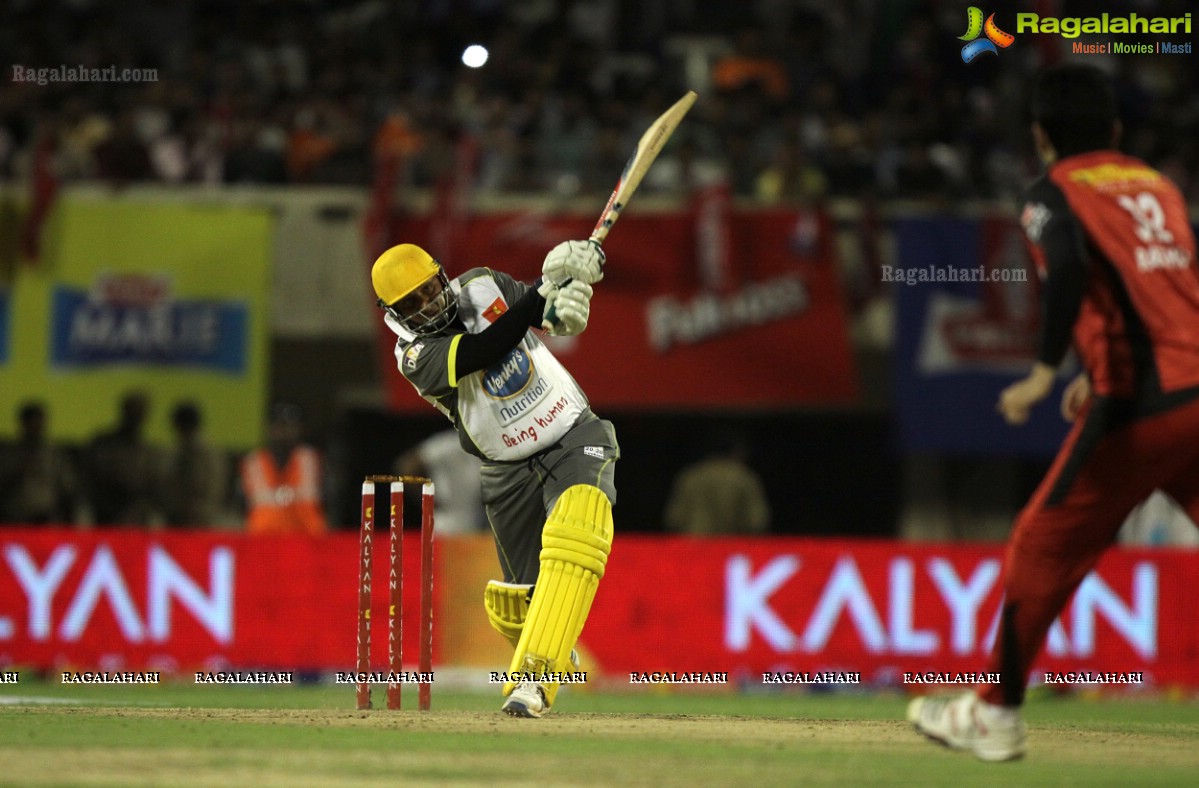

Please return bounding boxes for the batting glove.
[542,240,605,286]
[542,280,593,336]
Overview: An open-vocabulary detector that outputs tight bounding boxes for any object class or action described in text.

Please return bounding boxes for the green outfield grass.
[2,681,1197,786]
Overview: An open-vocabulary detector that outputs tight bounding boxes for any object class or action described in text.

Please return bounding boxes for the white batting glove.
[542,240,605,286]
[542,280,593,336]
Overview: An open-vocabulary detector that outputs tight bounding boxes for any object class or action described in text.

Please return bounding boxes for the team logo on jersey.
[959,8,1015,62]
[404,341,426,370]
[482,298,508,324]
[483,347,535,399]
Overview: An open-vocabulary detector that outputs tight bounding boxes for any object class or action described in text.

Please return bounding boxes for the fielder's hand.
[997,363,1056,426]
[542,280,593,336]
[542,240,605,286]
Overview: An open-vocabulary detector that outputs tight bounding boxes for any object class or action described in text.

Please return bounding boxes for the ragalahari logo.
[959,7,1015,62]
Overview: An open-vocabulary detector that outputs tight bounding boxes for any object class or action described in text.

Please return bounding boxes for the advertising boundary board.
[1,531,1192,692]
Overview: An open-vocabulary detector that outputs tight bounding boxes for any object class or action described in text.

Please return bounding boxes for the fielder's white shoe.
[907,692,1026,762]
[502,678,548,718]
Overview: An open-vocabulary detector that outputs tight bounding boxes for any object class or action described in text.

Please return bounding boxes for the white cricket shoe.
[501,678,548,718]
[907,692,1026,762]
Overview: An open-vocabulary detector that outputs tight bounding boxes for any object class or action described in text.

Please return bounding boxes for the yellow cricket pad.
[504,484,613,707]
[483,580,532,649]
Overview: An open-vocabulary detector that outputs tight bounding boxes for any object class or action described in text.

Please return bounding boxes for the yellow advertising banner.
[0,196,273,450]
[438,533,601,679]
[439,534,513,668]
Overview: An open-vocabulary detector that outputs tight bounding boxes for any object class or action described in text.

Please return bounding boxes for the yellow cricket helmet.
[371,244,458,334]
[372,244,440,305]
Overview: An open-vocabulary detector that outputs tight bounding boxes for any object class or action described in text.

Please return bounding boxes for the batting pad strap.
[540,527,610,578]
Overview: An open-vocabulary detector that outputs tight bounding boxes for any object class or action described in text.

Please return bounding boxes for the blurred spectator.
[755,138,827,203]
[822,120,877,197]
[712,26,789,103]
[240,403,328,535]
[83,391,162,526]
[664,428,770,536]
[893,137,953,200]
[0,401,80,524]
[158,402,229,528]
[224,116,289,183]
[395,430,485,535]
[286,104,337,182]
[93,109,154,184]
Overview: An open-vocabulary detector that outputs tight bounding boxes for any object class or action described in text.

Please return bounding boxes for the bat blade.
[542,90,696,331]
[590,90,697,244]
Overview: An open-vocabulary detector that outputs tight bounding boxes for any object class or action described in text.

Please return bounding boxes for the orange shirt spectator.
[712,57,789,100]
[374,113,423,160]
[712,27,789,101]
[240,404,328,535]
[287,128,336,182]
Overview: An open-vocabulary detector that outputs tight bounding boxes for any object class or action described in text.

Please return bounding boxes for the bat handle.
[541,237,604,330]
[541,278,571,330]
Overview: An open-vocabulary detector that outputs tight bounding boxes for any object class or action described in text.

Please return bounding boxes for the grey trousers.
[480,412,619,583]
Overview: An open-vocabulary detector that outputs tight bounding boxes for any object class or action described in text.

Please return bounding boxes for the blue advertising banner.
[892,216,1072,456]
[50,283,248,373]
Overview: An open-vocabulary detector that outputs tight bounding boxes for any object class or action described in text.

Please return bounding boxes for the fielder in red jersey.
[909,64,1199,762]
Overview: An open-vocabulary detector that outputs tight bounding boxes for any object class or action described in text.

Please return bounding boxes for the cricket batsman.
[371,239,617,717]
[909,64,1199,760]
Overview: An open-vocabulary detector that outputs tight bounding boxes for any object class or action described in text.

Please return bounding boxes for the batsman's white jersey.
[384,268,588,462]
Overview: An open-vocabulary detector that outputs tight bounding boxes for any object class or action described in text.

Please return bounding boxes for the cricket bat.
[590,89,698,244]
[543,90,698,328]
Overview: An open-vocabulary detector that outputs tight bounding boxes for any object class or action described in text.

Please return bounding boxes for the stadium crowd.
[2,0,1196,202]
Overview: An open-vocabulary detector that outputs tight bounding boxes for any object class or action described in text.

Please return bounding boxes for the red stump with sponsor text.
[356,475,435,710]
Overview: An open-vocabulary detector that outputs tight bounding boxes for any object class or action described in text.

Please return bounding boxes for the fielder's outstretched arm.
[1000,181,1090,425]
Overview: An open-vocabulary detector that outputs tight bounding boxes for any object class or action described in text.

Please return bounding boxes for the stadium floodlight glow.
[462,45,489,68]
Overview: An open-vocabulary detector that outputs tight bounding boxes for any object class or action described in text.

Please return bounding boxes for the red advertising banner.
[2,531,1194,690]
[374,206,858,411]
[0,530,422,673]
[587,537,1198,689]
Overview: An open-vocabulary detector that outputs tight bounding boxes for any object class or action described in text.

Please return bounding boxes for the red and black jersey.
[1020,150,1199,399]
